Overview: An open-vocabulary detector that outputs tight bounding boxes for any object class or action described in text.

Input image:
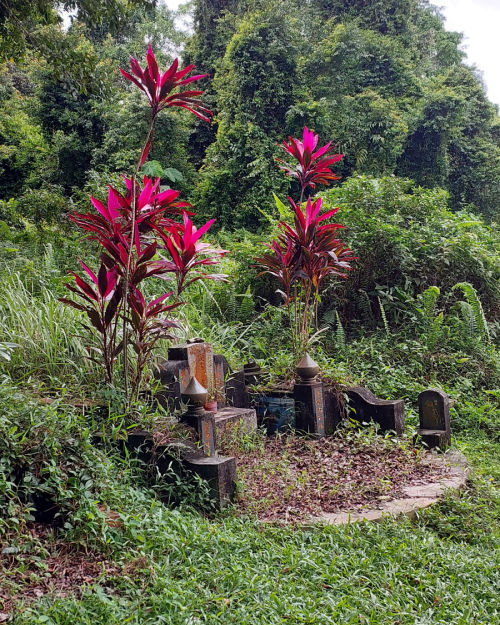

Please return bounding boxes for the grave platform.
[213,406,258,441]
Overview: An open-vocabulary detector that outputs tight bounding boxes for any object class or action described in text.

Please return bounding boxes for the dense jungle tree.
[0,0,499,227]
[195,5,301,229]
[193,0,499,225]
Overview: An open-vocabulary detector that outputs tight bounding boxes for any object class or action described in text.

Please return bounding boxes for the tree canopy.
[0,0,498,229]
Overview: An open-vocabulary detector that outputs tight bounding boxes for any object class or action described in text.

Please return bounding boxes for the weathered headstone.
[156,342,231,410]
[293,354,325,437]
[213,354,230,407]
[225,369,250,408]
[347,386,405,435]
[416,388,451,449]
[168,340,214,391]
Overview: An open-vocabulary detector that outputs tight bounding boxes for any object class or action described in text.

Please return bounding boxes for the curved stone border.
[314,449,470,526]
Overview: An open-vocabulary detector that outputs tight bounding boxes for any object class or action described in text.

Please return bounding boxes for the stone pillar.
[180,376,216,456]
[293,354,325,437]
[185,455,237,508]
[416,388,451,449]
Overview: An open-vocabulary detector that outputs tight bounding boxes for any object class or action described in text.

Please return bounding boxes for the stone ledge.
[313,450,469,526]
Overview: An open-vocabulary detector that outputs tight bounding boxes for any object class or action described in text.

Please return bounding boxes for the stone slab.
[347,386,405,435]
[416,428,451,450]
[213,406,257,441]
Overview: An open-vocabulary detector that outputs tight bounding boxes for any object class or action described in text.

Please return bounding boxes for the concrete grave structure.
[293,354,325,437]
[213,406,258,443]
[155,340,230,411]
[346,386,405,435]
[416,388,451,449]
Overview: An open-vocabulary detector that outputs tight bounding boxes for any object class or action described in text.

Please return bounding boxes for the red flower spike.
[120,45,213,121]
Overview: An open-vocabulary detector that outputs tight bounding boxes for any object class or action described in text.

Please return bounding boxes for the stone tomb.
[416,388,451,449]
[156,340,228,411]
[156,340,257,440]
[346,386,405,435]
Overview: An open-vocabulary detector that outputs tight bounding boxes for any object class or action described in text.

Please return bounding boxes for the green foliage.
[452,282,490,343]
[190,0,500,224]
[195,6,299,227]
[321,176,500,325]
[0,0,155,59]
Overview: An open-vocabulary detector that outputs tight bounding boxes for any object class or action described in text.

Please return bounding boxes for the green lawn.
[6,433,499,625]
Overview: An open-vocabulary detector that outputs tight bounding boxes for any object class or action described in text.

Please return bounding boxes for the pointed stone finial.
[296,353,320,383]
[181,376,208,414]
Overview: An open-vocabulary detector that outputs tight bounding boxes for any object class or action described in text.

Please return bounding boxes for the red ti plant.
[277,126,344,203]
[60,262,122,383]
[62,48,225,405]
[255,127,354,358]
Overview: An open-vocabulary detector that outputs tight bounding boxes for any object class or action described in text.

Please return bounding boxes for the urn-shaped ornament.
[296,353,320,383]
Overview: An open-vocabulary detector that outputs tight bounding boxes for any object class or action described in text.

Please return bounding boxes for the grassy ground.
[1,430,498,625]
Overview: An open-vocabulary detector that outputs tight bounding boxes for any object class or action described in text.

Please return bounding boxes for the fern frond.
[377,297,390,336]
[226,284,237,321]
[239,286,254,320]
[321,308,337,327]
[452,282,490,343]
[421,286,440,318]
[358,289,375,326]
[454,301,477,337]
[335,310,346,350]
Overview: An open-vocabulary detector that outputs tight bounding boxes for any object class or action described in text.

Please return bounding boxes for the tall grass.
[0,273,99,389]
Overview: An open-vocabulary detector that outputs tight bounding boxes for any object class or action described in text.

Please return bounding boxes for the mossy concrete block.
[214,406,257,441]
[185,455,237,507]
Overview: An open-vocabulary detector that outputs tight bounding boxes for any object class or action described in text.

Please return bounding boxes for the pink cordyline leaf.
[155,213,227,294]
[277,126,344,195]
[120,45,213,121]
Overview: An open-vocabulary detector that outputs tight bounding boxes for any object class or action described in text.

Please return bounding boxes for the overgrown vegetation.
[0,0,499,622]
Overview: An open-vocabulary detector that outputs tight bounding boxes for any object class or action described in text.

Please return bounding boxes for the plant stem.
[122,118,155,411]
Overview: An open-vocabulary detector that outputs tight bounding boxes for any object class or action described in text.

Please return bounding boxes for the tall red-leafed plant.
[255,127,355,357]
[62,47,226,406]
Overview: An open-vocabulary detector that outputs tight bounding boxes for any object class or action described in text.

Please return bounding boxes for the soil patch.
[222,432,449,522]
